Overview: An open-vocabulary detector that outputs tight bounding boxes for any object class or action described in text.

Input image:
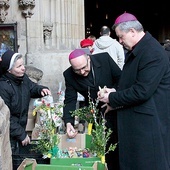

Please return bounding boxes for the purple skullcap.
[112,12,137,29]
[69,49,86,60]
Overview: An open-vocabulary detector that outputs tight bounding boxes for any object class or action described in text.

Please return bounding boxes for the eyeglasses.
[73,59,89,73]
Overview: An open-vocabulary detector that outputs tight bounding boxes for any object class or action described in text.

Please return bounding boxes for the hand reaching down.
[66,123,78,139]
[22,134,30,146]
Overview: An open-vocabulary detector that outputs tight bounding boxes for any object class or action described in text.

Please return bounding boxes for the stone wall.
[0,97,12,170]
[27,51,71,102]
[0,1,85,167]
[1,0,85,102]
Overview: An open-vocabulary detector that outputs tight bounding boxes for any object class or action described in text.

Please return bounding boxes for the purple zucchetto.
[114,12,137,24]
[112,12,137,29]
[69,49,86,60]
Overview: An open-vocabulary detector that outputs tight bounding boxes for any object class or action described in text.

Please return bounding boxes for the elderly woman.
[0,50,51,169]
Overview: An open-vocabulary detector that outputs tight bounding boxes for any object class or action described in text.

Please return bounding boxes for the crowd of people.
[0,11,170,170]
[80,25,125,70]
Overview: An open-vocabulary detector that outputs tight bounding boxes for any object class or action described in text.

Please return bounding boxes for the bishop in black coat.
[63,52,122,170]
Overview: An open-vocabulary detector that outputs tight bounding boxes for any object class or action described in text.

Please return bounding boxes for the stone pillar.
[39,0,85,50]
[55,0,85,49]
[0,97,12,170]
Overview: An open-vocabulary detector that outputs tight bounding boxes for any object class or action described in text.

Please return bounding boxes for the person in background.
[163,39,170,60]
[93,26,125,70]
[0,50,51,170]
[98,12,170,170]
[63,49,122,170]
[87,35,96,42]
[80,38,94,53]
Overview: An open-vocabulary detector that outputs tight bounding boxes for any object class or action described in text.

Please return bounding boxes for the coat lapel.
[74,72,94,87]
[91,57,101,86]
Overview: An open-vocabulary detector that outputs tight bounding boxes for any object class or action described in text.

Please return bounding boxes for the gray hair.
[114,20,144,33]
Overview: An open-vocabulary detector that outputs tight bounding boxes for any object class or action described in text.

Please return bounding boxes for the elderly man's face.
[70,55,91,76]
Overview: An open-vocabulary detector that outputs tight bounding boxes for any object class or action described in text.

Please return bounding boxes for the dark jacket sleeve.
[24,74,49,98]
[109,43,169,109]
[62,69,77,125]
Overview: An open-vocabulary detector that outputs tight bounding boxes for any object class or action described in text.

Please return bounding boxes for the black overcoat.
[63,52,121,125]
[63,52,122,170]
[109,32,170,170]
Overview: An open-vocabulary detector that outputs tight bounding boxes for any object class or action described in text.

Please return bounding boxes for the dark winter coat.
[0,73,48,143]
[63,52,122,125]
[109,32,170,170]
[63,52,122,170]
